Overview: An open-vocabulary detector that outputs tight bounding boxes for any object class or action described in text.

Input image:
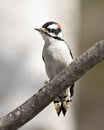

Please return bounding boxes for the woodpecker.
[35,21,74,116]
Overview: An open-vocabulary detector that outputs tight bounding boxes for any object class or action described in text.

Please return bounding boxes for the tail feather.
[55,103,66,116]
[54,86,75,116]
[54,101,69,116]
[60,104,67,116]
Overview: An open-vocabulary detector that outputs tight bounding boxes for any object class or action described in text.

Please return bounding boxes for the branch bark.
[0,40,104,130]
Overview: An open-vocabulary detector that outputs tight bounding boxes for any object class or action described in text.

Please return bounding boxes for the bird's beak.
[34,28,46,33]
[34,28,41,32]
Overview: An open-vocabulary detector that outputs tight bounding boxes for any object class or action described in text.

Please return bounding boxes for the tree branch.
[0,40,104,130]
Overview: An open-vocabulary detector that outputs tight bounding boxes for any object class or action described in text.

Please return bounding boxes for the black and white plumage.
[35,21,74,116]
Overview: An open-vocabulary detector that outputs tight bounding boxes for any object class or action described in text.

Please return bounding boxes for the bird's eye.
[47,28,54,33]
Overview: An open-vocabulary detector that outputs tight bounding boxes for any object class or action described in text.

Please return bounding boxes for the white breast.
[42,37,73,79]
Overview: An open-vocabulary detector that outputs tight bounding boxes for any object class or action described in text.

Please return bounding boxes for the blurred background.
[0,0,104,130]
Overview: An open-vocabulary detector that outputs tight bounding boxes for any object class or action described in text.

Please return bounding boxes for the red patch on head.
[57,23,61,29]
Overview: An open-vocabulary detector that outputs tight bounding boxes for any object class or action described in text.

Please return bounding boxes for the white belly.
[42,39,73,79]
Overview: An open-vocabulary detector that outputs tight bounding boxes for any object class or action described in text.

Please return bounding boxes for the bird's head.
[35,21,62,40]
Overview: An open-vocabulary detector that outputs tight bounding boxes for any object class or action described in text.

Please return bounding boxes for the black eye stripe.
[47,28,54,33]
[47,28,61,35]
[44,31,63,41]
